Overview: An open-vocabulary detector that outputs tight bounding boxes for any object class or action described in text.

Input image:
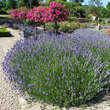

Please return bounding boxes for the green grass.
[0,27,12,37]
[0,27,9,32]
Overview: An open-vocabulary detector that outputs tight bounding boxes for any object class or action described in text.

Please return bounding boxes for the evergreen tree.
[17,0,25,8]
[89,0,103,7]
[7,0,17,9]
[1,0,6,7]
[106,2,110,17]
[74,0,84,3]
[106,2,110,9]
[17,0,40,8]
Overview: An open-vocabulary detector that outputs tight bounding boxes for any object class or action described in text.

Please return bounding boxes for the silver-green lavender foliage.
[2,29,110,107]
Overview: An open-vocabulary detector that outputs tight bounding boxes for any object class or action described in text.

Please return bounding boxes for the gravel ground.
[0,27,21,110]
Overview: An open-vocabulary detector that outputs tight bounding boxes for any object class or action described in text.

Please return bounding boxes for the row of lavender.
[2,28,110,107]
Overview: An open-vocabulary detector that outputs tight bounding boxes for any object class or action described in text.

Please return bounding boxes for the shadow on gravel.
[0,32,14,37]
[80,91,110,108]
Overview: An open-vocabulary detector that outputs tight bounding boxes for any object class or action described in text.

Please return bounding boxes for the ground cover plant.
[2,29,110,108]
[0,27,11,37]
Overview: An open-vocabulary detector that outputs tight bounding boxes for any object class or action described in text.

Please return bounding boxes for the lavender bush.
[2,29,110,107]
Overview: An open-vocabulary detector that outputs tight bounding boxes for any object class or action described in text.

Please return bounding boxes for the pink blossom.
[8,2,69,26]
[48,2,69,23]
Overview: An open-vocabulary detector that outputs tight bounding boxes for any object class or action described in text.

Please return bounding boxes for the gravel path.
[0,28,21,110]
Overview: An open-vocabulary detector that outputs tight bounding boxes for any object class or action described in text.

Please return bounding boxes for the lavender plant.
[2,29,110,107]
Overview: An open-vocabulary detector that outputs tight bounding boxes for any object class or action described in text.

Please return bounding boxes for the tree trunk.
[44,23,46,32]
[55,22,58,35]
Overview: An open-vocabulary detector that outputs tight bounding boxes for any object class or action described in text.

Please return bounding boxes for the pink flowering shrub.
[49,2,69,22]
[26,9,34,22]
[17,8,27,19]
[49,2,69,33]
[33,7,49,23]
[33,7,50,31]
[26,7,49,24]
[26,7,49,30]
[8,9,19,19]
[8,2,69,33]
[8,7,27,24]
[9,8,27,19]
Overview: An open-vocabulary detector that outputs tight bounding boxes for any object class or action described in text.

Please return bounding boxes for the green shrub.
[80,23,88,28]
[59,21,80,33]
[45,23,54,30]
[64,2,86,17]
[24,19,32,25]
[86,14,93,19]
[68,17,90,23]
[40,3,49,7]
[45,21,87,33]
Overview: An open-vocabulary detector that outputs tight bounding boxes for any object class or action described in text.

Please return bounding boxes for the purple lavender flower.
[28,84,36,88]
[2,28,110,107]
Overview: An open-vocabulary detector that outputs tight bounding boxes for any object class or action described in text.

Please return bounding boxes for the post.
[35,24,37,37]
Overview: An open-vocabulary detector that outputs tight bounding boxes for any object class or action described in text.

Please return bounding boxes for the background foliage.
[0,0,110,18]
